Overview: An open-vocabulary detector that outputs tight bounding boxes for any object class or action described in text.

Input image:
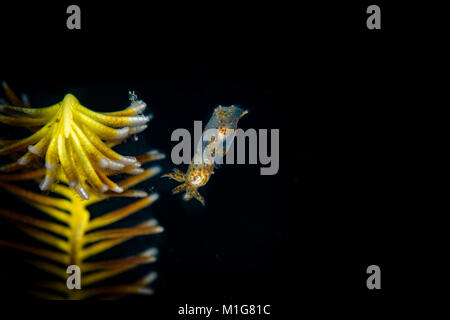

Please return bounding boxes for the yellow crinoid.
[0,156,164,299]
[0,82,151,199]
[0,83,165,299]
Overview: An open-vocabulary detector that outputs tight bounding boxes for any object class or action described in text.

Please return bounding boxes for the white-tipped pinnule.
[76,184,89,200]
[100,184,109,193]
[137,287,154,295]
[128,168,144,175]
[17,155,30,165]
[142,271,158,285]
[108,160,125,170]
[128,190,148,197]
[136,193,159,204]
[146,218,163,232]
[99,158,109,169]
[27,144,41,156]
[129,125,147,134]
[45,162,55,171]
[111,185,124,193]
[149,165,162,177]
[148,193,159,202]
[129,115,150,126]
[69,181,78,188]
[129,100,147,114]
[146,218,159,227]
[99,158,125,170]
[115,127,130,139]
[118,156,137,164]
[28,142,50,157]
[131,162,142,168]
[142,247,158,258]
[148,150,166,160]
[39,175,54,191]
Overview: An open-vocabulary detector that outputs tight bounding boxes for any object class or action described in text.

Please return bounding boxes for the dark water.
[0,2,313,310]
[0,1,420,317]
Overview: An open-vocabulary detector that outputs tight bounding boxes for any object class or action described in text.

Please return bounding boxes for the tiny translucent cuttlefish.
[163,105,248,206]
[0,83,154,199]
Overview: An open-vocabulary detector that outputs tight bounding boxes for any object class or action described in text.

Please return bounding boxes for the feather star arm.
[0,85,151,200]
[0,83,166,299]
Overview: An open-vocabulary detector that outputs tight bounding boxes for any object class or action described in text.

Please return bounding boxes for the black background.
[0,0,425,317]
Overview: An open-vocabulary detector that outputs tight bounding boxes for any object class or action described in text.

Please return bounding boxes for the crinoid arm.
[0,83,165,299]
[0,84,152,200]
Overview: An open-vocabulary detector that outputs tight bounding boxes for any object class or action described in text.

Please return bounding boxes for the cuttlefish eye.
[189,171,207,186]
[191,174,202,184]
